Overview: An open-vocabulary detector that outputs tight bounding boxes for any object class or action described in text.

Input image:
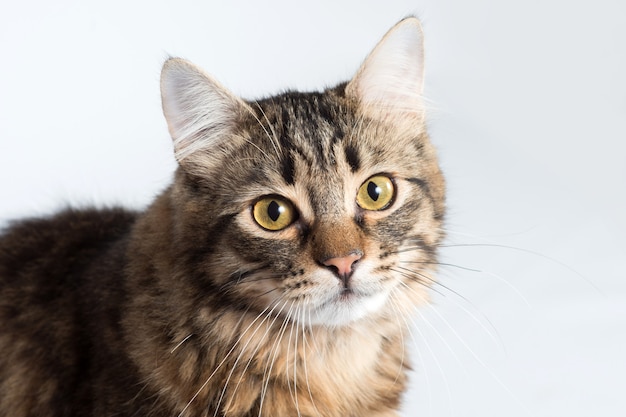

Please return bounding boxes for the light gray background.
[1,1,625,416]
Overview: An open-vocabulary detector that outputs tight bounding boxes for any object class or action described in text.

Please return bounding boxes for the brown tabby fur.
[0,18,445,417]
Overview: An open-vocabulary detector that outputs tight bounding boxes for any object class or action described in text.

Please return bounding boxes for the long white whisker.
[259,300,295,417]
[426,258,533,308]
[398,270,533,416]
[393,279,468,378]
[402,253,533,308]
[283,305,301,416]
[394,287,455,416]
[231,130,272,161]
[424,299,531,414]
[178,300,281,417]
[393,265,510,349]
[292,306,302,417]
[388,288,435,416]
[300,308,322,417]
[253,100,283,160]
[215,298,288,416]
[170,333,193,354]
[384,291,407,386]
[477,269,532,308]
[225,300,290,413]
[439,236,601,294]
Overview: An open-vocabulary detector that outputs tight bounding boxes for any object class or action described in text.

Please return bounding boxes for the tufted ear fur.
[346,17,425,121]
[160,58,250,170]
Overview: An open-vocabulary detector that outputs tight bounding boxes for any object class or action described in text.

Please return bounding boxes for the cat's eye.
[252,196,297,231]
[356,175,395,211]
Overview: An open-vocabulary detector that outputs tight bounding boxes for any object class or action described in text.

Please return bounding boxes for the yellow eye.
[356,175,395,211]
[252,196,297,231]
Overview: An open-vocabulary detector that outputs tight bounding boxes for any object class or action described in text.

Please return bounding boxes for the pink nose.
[322,252,362,283]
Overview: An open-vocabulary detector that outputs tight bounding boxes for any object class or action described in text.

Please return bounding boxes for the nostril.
[326,264,340,276]
[321,251,363,282]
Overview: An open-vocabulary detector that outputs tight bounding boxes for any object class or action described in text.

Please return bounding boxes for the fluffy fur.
[0,17,445,417]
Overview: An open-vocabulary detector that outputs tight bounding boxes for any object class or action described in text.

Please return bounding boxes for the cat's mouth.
[338,288,356,301]
[331,286,369,303]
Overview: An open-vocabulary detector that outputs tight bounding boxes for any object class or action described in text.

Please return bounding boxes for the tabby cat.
[0,17,445,417]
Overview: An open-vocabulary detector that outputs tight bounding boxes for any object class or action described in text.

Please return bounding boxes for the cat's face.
[161,19,445,327]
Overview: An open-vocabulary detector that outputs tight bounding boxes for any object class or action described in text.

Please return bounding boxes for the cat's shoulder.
[0,207,138,278]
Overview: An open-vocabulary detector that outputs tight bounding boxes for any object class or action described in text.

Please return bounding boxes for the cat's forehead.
[249,90,351,151]
[241,89,421,174]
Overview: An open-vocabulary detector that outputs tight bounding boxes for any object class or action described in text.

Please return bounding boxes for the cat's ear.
[346,17,425,121]
[160,58,248,168]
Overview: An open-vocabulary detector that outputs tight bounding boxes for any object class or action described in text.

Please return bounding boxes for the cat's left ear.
[346,17,425,121]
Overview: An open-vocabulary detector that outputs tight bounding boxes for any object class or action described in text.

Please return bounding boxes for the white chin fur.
[303,290,390,327]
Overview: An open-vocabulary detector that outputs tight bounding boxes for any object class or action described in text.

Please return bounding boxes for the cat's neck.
[159,309,408,416]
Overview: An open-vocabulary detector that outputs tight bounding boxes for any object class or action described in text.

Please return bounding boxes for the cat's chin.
[302,289,390,327]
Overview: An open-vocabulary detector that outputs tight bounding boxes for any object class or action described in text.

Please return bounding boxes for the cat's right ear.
[160,58,248,169]
[346,17,426,123]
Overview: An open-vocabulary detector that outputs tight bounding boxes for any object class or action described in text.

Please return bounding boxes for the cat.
[0,17,445,417]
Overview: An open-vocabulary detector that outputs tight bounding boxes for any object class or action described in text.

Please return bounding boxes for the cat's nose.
[322,251,362,285]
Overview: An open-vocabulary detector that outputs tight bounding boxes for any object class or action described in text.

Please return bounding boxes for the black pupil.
[267,200,281,221]
[367,181,380,201]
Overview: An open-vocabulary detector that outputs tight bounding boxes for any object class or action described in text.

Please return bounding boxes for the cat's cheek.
[232,276,282,308]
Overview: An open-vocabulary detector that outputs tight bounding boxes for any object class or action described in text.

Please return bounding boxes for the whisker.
[440,242,601,294]
[394,266,437,285]
[236,101,279,160]
[178,298,282,417]
[474,269,532,308]
[390,267,445,297]
[241,134,272,160]
[392,245,428,255]
[284,305,299,410]
[393,265,482,306]
[393,279,468,376]
[401,253,533,308]
[221,266,273,289]
[292,305,302,417]
[300,308,322,417]
[387,289,436,416]
[394,263,530,414]
[391,286,456,415]
[214,297,289,416]
[394,266,506,350]
[422,298,532,415]
[253,100,283,160]
[170,333,193,354]
[401,260,482,273]
[259,300,295,417]
[385,291,408,386]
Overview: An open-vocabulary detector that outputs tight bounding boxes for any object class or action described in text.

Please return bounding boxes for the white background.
[1,1,625,416]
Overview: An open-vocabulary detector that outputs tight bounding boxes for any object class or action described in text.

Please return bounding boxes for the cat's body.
[0,18,445,417]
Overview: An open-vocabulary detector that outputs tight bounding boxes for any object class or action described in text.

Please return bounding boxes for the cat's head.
[159,18,445,327]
